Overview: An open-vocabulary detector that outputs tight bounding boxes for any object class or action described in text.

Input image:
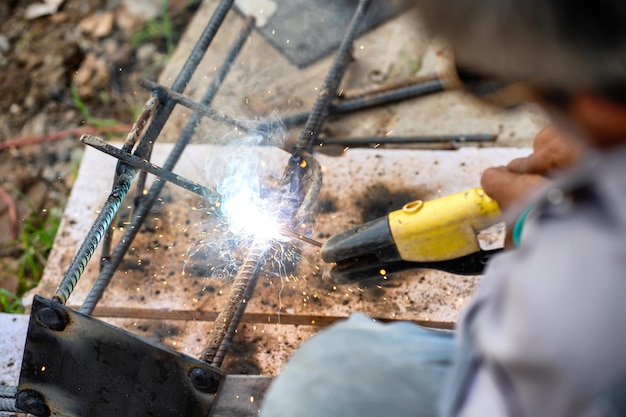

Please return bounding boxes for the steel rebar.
[80,135,221,201]
[292,0,372,155]
[277,79,446,128]
[200,240,265,364]
[320,133,498,147]
[60,0,235,307]
[101,96,160,268]
[0,386,17,398]
[0,397,21,413]
[80,16,254,315]
[140,79,252,133]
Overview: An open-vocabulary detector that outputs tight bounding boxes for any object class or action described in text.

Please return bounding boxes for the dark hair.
[417,0,626,102]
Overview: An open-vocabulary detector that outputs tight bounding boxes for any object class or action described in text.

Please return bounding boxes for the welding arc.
[79,5,249,315]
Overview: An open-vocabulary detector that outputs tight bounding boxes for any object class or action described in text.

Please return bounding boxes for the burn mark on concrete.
[315,195,338,214]
[355,183,430,223]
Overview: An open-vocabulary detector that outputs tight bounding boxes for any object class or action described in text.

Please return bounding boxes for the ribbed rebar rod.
[0,397,21,413]
[320,133,498,147]
[81,135,221,201]
[0,386,17,398]
[101,96,160,268]
[53,170,134,304]
[140,79,252,133]
[292,0,371,155]
[200,240,265,364]
[80,16,254,314]
[277,79,446,128]
[209,259,261,368]
[60,0,235,307]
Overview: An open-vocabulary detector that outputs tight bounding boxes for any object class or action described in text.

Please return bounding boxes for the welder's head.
[418,0,626,147]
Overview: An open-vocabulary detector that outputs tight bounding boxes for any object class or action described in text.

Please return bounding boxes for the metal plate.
[18,295,222,417]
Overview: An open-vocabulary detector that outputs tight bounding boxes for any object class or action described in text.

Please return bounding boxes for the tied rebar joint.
[16,390,49,417]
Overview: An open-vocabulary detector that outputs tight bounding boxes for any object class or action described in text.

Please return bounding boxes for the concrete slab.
[20,142,529,374]
[0,314,28,388]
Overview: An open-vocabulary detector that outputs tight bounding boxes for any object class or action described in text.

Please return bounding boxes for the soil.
[0,0,201,298]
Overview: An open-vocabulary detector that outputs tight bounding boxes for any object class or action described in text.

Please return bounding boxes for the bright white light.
[222,189,282,241]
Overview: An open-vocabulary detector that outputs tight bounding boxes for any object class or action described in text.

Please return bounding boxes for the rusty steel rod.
[100,96,160,269]
[200,240,265,365]
[80,15,254,315]
[56,0,235,306]
[80,135,221,200]
[140,79,253,133]
[320,133,498,147]
[292,0,372,155]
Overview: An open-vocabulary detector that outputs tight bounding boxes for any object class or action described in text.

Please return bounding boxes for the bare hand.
[481,126,583,210]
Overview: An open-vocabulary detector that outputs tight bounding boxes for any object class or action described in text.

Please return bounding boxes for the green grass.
[15,207,61,295]
[0,194,62,313]
[132,0,176,55]
[71,82,120,128]
[0,288,24,314]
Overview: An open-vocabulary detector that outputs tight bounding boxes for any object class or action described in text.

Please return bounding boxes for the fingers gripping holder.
[18,296,223,417]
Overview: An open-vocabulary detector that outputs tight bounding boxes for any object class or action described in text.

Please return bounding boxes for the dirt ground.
[0,0,200,300]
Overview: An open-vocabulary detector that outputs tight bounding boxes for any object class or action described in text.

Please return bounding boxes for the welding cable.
[80,17,255,315]
[0,386,17,398]
[0,397,22,413]
[291,0,372,155]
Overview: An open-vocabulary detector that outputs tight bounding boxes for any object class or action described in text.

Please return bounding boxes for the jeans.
[260,313,454,417]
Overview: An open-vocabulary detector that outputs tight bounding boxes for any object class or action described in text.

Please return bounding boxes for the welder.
[260,1,626,416]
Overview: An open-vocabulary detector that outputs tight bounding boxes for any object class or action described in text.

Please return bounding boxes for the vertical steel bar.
[291,0,371,155]
[101,96,160,269]
[80,17,254,314]
[54,0,235,305]
[200,240,265,364]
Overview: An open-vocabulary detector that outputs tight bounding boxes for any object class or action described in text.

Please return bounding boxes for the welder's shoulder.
[468,173,626,414]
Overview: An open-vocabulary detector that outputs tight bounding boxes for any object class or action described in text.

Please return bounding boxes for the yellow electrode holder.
[389,187,502,262]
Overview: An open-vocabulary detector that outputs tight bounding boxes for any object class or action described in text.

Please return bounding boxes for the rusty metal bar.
[80,135,221,200]
[100,96,160,269]
[276,78,446,129]
[80,16,254,315]
[292,0,372,155]
[140,79,253,132]
[320,133,498,147]
[54,0,236,306]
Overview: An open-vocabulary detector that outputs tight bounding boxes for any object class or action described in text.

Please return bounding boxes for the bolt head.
[188,367,220,393]
[36,305,68,331]
[16,390,50,417]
